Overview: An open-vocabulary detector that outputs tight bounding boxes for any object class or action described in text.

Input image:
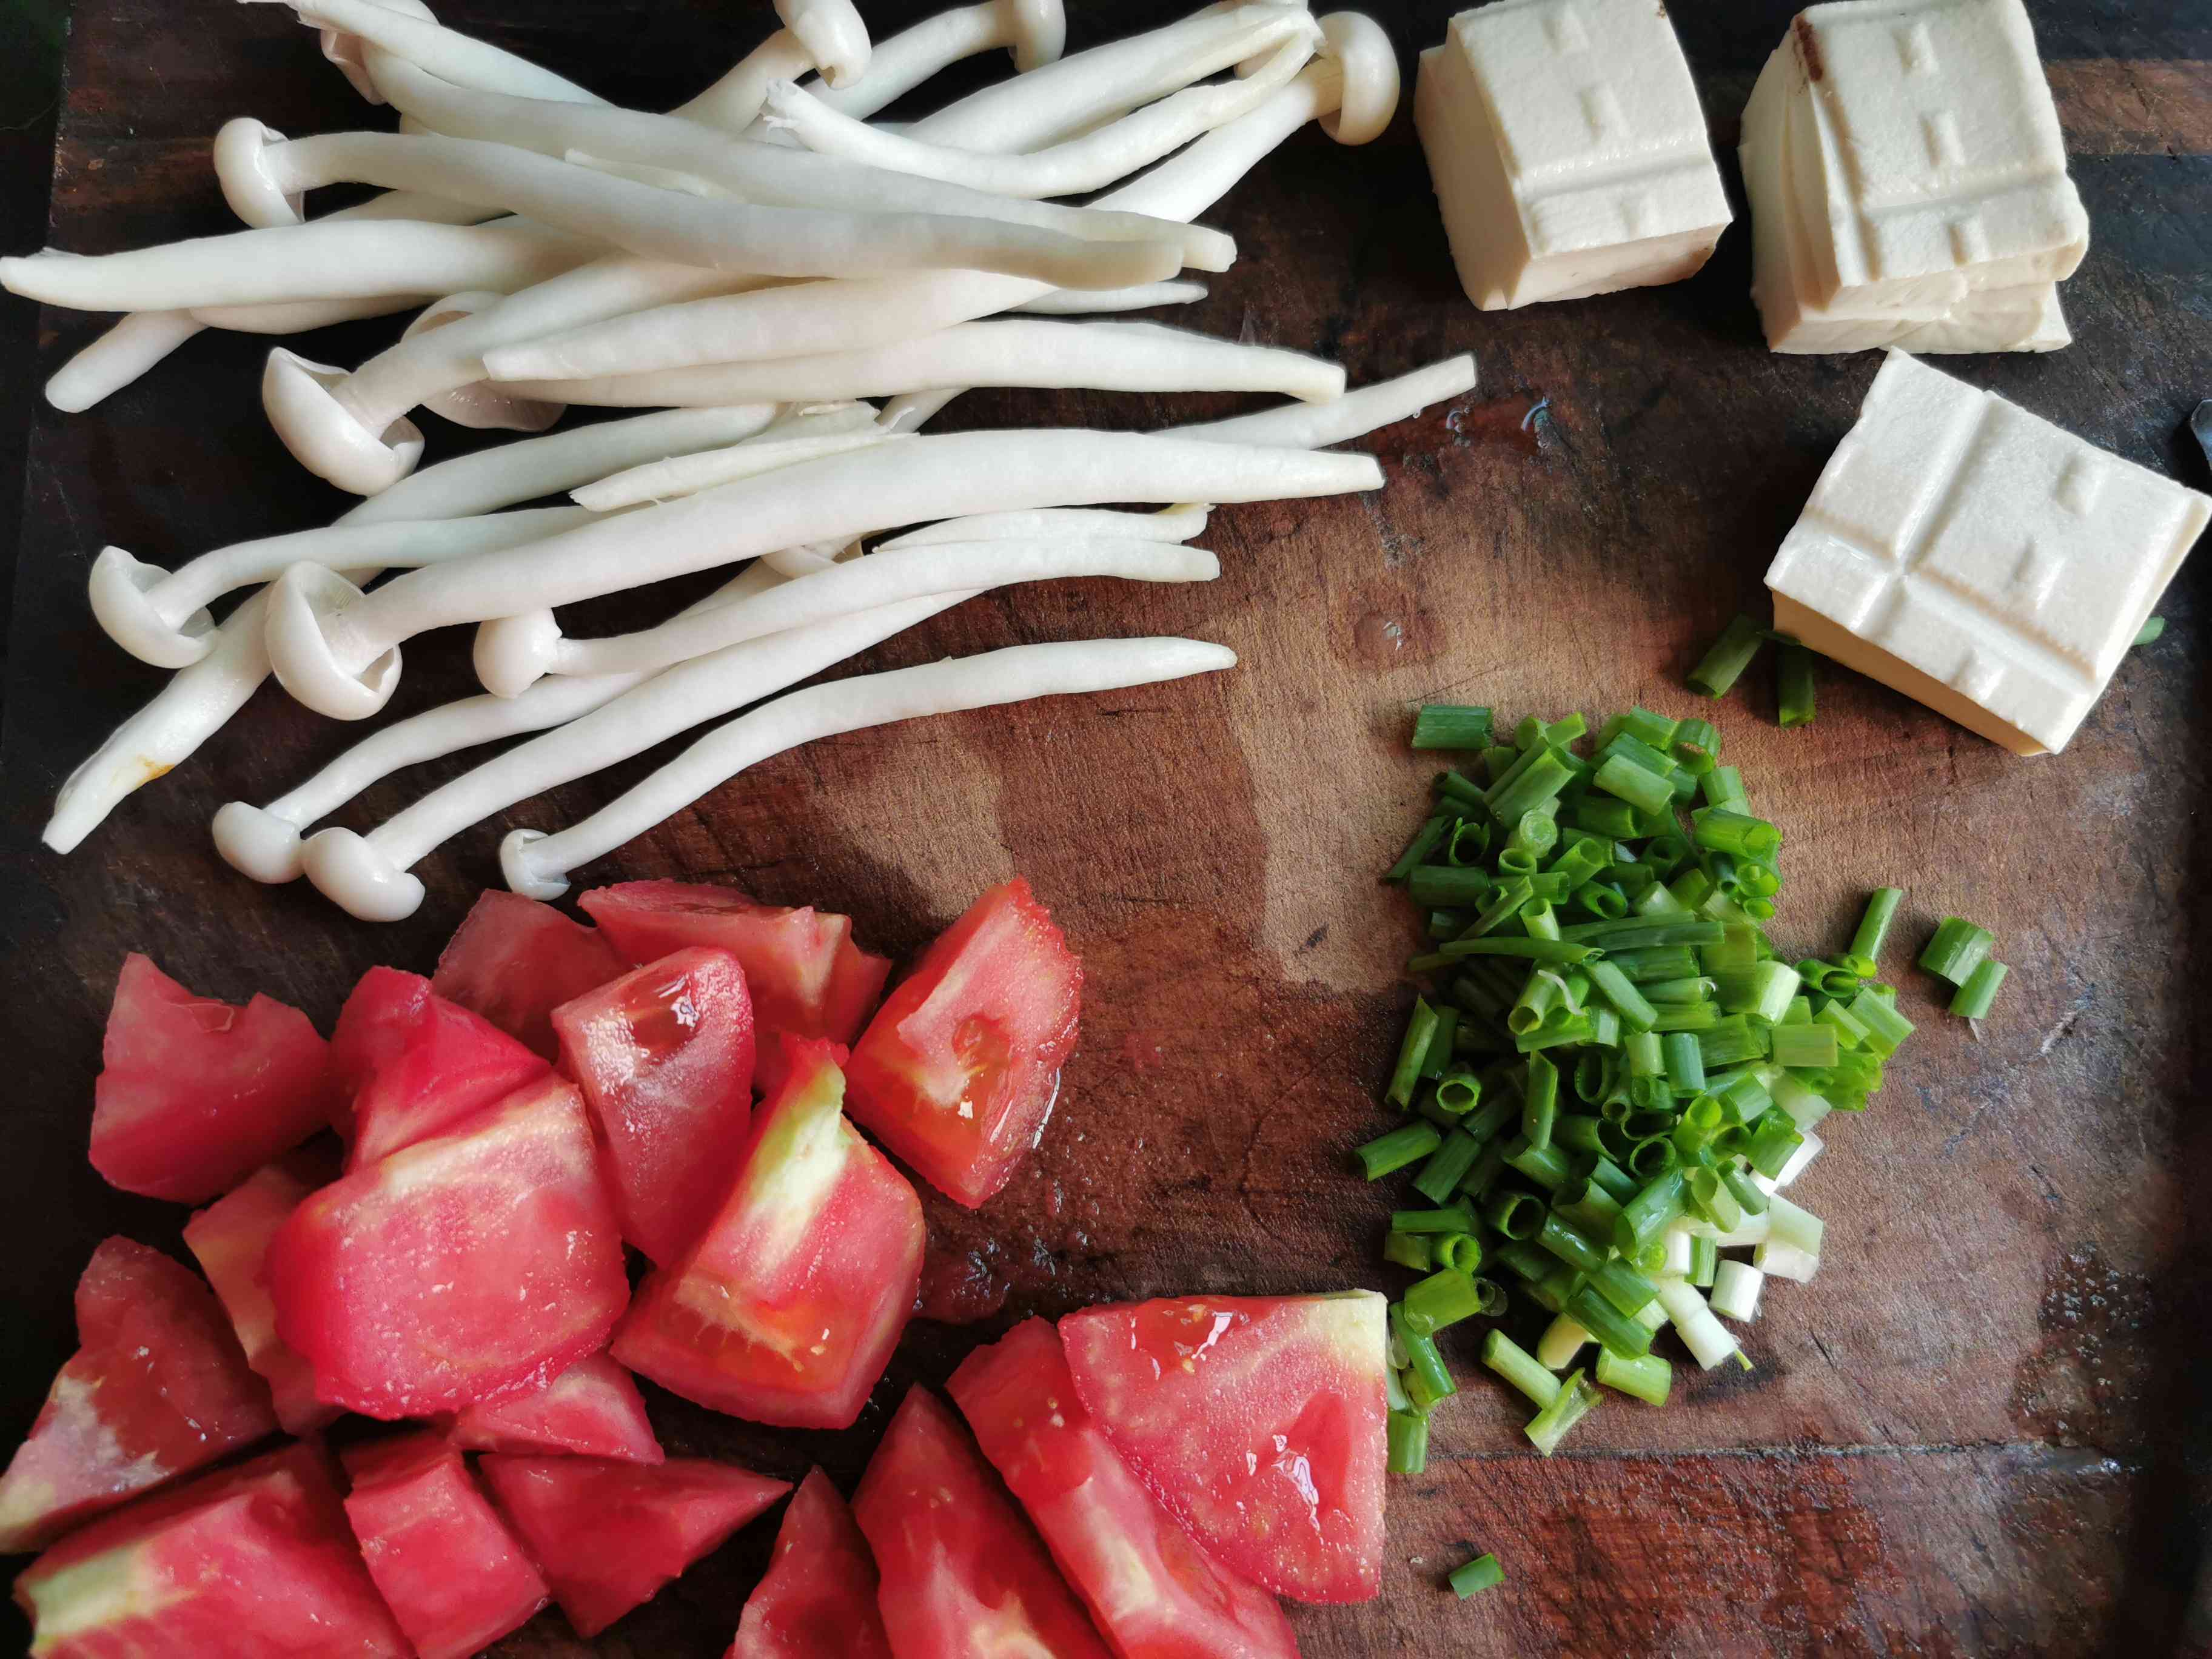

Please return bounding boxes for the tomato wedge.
[853,1386,1113,1659]
[949,1318,1300,1658]
[580,881,889,1091]
[13,1444,410,1657]
[432,889,626,1061]
[729,1468,893,1659]
[0,1238,276,1553]
[341,1432,550,1659]
[1059,1292,1389,1605]
[614,1039,923,1430]
[183,1150,341,1435]
[89,953,336,1204]
[552,945,756,1264]
[331,966,550,1167]
[844,877,1082,1208]
[269,1074,630,1419]
[480,1454,788,1638]
[446,1349,663,1464]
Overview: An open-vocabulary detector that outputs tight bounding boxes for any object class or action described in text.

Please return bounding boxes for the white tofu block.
[1741,42,2070,354]
[1415,0,1732,310]
[1790,0,2088,309]
[1766,352,2211,754]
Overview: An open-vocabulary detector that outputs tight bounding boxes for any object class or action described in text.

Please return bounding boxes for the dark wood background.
[3,2,2209,1653]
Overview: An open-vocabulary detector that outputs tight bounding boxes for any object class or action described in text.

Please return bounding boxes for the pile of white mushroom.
[9,0,1476,921]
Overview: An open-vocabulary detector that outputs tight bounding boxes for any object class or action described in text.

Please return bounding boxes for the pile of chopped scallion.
[1367,703,1917,1476]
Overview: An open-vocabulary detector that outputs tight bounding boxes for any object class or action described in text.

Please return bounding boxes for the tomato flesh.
[845,877,1082,1208]
[479,1454,788,1638]
[614,1039,922,1430]
[182,1151,341,1435]
[949,1318,1300,1658]
[729,1467,893,1659]
[432,889,626,1061]
[341,1432,550,1659]
[331,966,550,1168]
[552,945,756,1264]
[89,953,336,1204]
[13,1443,411,1658]
[1059,1292,1389,1605]
[0,1238,277,1553]
[268,1074,630,1419]
[853,1386,1113,1659]
[580,881,889,1091]
[446,1349,663,1464]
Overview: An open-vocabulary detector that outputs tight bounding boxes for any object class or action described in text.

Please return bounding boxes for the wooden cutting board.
[2,1,2207,1652]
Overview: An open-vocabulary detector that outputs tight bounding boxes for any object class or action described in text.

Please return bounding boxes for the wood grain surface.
[2,2,2209,1654]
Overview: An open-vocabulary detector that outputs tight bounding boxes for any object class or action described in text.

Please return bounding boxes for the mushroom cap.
[211,801,309,885]
[782,0,872,89]
[1004,0,1067,72]
[263,348,426,496]
[499,826,570,902]
[264,562,404,721]
[303,826,427,922]
[88,547,216,669]
[1318,12,1399,146]
[213,118,304,227]
[472,608,562,700]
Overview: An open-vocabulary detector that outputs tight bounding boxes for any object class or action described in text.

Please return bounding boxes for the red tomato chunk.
[446,1349,663,1464]
[845,877,1082,1208]
[432,889,627,1061]
[950,1318,1299,1658]
[1059,1292,1390,1605]
[0,1238,276,1553]
[269,1074,630,1419]
[553,945,757,1265]
[331,966,550,1167]
[89,953,335,1204]
[729,1467,893,1659]
[614,1039,922,1430]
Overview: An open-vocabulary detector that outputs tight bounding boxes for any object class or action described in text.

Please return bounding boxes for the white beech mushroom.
[493,318,1347,410]
[473,536,1221,695]
[45,313,210,414]
[89,506,598,671]
[397,291,565,432]
[298,589,975,920]
[498,638,1237,903]
[260,431,1381,720]
[759,21,1319,200]
[572,405,893,511]
[1175,353,1478,447]
[772,0,872,89]
[1013,280,1205,316]
[40,403,780,853]
[249,0,604,103]
[210,563,785,884]
[877,505,1210,548]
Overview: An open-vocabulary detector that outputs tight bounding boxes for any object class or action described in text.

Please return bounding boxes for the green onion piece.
[1357,1121,1442,1181]
[1697,1014,1770,1070]
[1553,1114,1607,1158]
[1404,1267,1486,1333]
[1412,1130,1484,1204]
[1553,1176,1623,1236]
[1815,998,1870,1050]
[1435,1233,1483,1273]
[1464,876,1535,938]
[1435,768,1486,809]
[1640,975,1718,1008]
[1569,795,1643,839]
[1384,1230,1433,1272]
[1627,1134,1679,1181]
[1524,1367,1601,1455]
[1613,706,1680,749]
[1689,1233,1719,1288]
[1494,1239,1553,1285]
[1662,1032,1707,1096]
[1487,748,1576,824]
[1591,754,1677,817]
[1483,1190,1542,1242]
[1776,640,1816,728]
[1391,1303,1458,1404]
[1589,1258,1658,1317]
[1650,1002,1720,1034]
[1584,1155,1637,1204]
[1417,1007,1460,1079]
[1949,959,2009,1019]
[1585,960,1660,1032]
[1768,1022,1839,1069]
[1745,1107,1805,1179]
[1700,766,1749,813]
[1434,1071,1484,1117]
[1712,961,1801,1025]
[1521,1053,1560,1150]
[1537,1313,1592,1369]
[1687,614,1767,699]
[1501,1134,1574,1191]
[1461,1089,1519,1142]
[1522,900,1563,943]
[2134,615,2168,646]
[1480,744,1521,783]
[1614,1168,1689,1253]
[1617,947,1703,984]
[1596,1347,1674,1406]
[1412,705,1496,751]
[1481,1330,1561,1408]
[1387,1408,1430,1473]
[1623,1030,1665,1080]
[1849,888,1905,963]
[1395,1202,1476,1235]
[1408,865,1495,908]
[1448,1551,1504,1597]
[1534,1212,1607,1276]
[1595,731,1679,780]
[1721,1163,1769,1215]
[1566,1285,1654,1358]
[1387,999,1440,1109]
[1457,1139,1509,1202]
[1384,813,1451,882]
[1919,917,1995,985]
[1506,808,1561,864]
[1558,915,1726,949]
[1430,938,1598,965]
[1691,808,1781,862]
[1846,988,1915,1058]
[1672,717,1720,774]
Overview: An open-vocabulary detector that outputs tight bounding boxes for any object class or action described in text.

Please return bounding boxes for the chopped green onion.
[1357,1122,1442,1180]
[1387,1407,1429,1473]
[1850,888,1905,964]
[1709,1260,1764,1321]
[1584,1155,1637,1204]
[1690,808,1781,862]
[1457,1139,1509,1202]
[1949,959,2009,1019]
[1436,1233,1483,1273]
[1745,1108,1805,1179]
[1672,718,1719,773]
[1412,1129,1484,1204]
[1394,1202,1476,1235]
[1407,865,1496,908]
[1481,1329,1561,1409]
[1589,1258,1659,1318]
[1566,1284,1652,1357]
[1392,1303,1458,1404]
[1449,1553,1504,1598]
[1919,917,1995,985]
[1592,754,1677,817]
[1553,1178,1623,1236]
[1776,640,1816,727]
[1524,1367,1601,1455]
[1768,1022,1838,1069]
[1487,749,1577,824]
[1412,705,1495,751]
[1687,615,1767,699]
[1521,1053,1560,1150]
[1534,1212,1607,1276]
[1661,1032,1707,1096]
[1383,1230,1432,1272]
[1696,1014,1769,1070]
[1536,1313,1591,1370]
[1615,947,1702,984]
[1584,960,1659,1032]
[1569,796,1643,839]
[1700,766,1749,814]
[1416,1007,1460,1078]
[1423,937,1599,965]
[1433,1071,1484,1116]
[1846,988,1914,1058]
[1712,961,1801,1025]
[1688,1234,1718,1288]
[1595,1347,1673,1406]
[1614,1168,1688,1254]
[1404,1267,1486,1333]
[1387,999,1439,1109]
[1500,1134,1574,1191]
[2134,615,2167,646]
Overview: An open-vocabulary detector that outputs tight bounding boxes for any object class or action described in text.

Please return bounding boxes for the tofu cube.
[1415,0,1731,310]
[1766,352,2210,755]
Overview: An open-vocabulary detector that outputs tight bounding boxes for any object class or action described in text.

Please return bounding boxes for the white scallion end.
[1709,1260,1765,1321]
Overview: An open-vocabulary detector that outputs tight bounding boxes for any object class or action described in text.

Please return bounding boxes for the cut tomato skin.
[729,1468,893,1659]
[854,1386,1114,1659]
[612,1039,922,1430]
[183,1151,342,1436]
[13,1442,411,1658]
[844,877,1082,1209]
[1059,1293,1389,1606]
[269,1074,631,1420]
[432,889,627,1061]
[446,1349,663,1464]
[949,1318,1301,1659]
[479,1454,789,1638]
[341,1431,551,1659]
[552,945,757,1265]
[331,966,551,1168]
[580,881,889,1092]
[0,1238,278,1554]
[89,953,337,1204]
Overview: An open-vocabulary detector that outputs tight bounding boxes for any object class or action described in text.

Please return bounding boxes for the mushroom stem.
[573,411,894,512]
[45,312,207,413]
[1174,353,1478,447]
[495,318,1347,409]
[1013,280,1207,316]
[474,537,1220,695]
[774,0,871,89]
[498,638,1237,903]
[760,21,1319,200]
[261,431,1380,719]
[249,0,603,103]
[875,505,1210,548]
